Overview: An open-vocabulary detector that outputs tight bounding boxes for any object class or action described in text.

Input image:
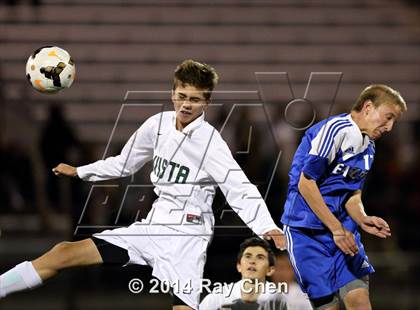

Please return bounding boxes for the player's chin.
[369,132,380,140]
[372,129,386,140]
[244,272,260,280]
[177,111,193,122]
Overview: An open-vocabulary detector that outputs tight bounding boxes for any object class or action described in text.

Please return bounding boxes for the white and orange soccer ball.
[26,46,76,94]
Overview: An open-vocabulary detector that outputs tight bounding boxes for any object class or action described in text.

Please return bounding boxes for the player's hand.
[263,229,287,250]
[332,227,359,256]
[52,163,78,177]
[360,216,391,238]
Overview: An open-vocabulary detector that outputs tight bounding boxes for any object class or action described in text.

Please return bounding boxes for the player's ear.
[363,100,374,115]
[236,262,243,274]
[203,99,210,111]
[266,266,275,277]
[171,90,179,108]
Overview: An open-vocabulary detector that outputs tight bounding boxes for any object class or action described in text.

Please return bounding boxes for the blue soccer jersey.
[281,113,375,229]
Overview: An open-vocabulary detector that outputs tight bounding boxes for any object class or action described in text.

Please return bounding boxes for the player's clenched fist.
[52,163,78,177]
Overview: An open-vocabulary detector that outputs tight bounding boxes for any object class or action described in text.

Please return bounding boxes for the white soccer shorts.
[93,221,208,309]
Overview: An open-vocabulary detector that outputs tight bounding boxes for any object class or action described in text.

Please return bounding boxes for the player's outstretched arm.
[204,133,285,249]
[345,190,391,239]
[67,116,155,182]
[298,172,359,256]
[52,163,78,177]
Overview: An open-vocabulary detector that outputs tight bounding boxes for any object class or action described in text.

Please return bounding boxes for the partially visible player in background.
[0,60,285,310]
[200,237,288,310]
[281,85,406,310]
[271,251,311,310]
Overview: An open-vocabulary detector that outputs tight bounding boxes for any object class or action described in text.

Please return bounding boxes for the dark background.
[1,0,419,309]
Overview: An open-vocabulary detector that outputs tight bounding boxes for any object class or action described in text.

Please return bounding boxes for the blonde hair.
[352,84,407,112]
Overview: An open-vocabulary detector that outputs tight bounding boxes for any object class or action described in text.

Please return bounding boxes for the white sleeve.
[76,116,156,182]
[204,131,281,236]
[200,293,224,310]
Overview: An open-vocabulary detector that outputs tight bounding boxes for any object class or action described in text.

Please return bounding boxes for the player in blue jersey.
[281,84,407,310]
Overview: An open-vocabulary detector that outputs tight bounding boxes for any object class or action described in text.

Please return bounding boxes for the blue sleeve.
[302,155,329,181]
[358,177,367,190]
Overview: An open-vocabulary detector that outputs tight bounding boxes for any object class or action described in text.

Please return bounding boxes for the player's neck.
[175,119,186,131]
[240,278,264,302]
[240,288,260,302]
[175,113,202,131]
[175,117,192,131]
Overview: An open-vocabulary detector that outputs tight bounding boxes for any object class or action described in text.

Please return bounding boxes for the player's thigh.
[148,231,207,309]
[334,231,374,293]
[285,226,337,298]
[342,287,371,310]
[310,294,340,310]
[172,306,192,310]
[91,237,130,266]
[340,276,371,310]
[33,238,103,269]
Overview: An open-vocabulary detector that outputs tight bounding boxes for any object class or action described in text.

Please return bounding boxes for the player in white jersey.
[0,60,285,310]
[200,237,287,310]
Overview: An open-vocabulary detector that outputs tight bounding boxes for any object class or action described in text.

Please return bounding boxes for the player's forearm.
[344,190,367,226]
[77,157,130,181]
[77,124,153,182]
[298,173,342,232]
[234,197,280,235]
[223,182,280,235]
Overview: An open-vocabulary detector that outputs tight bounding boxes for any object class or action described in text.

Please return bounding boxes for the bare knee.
[343,288,371,310]
[35,241,78,271]
[49,241,76,267]
[32,239,101,280]
[172,306,192,310]
[32,241,78,280]
[37,239,101,270]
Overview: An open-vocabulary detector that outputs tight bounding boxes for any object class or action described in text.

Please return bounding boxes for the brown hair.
[173,59,219,100]
[237,237,275,267]
[352,84,407,112]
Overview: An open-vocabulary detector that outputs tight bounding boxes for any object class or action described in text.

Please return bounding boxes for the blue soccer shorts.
[283,224,374,299]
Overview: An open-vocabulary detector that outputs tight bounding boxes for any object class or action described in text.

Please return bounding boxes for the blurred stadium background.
[1,0,419,309]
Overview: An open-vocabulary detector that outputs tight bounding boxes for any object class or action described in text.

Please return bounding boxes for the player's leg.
[340,277,371,310]
[0,237,130,299]
[342,288,371,310]
[284,226,340,310]
[0,238,102,298]
[138,225,207,310]
[310,295,340,310]
[335,226,373,310]
[173,305,192,310]
[32,238,103,279]
[172,293,193,310]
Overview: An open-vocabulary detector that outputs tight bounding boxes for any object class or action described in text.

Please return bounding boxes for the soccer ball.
[26,46,76,94]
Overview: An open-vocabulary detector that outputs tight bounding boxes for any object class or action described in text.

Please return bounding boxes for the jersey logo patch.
[344,146,354,154]
[361,260,370,268]
[186,214,202,224]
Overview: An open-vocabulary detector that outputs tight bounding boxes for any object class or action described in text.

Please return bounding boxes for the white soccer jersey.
[200,280,287,310]
[77,111,280,240]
